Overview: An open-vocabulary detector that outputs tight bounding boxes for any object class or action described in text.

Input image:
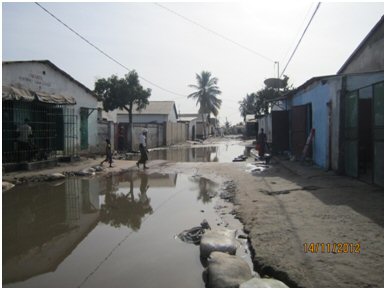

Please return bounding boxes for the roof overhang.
[2,85,76,105]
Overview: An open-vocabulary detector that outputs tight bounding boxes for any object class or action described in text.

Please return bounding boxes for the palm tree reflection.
[100,171,153,231]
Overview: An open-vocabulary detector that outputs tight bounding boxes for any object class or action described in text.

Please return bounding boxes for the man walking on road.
[136,128,149,169]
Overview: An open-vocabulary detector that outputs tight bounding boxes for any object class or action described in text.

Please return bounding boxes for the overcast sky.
[2,1,384,125]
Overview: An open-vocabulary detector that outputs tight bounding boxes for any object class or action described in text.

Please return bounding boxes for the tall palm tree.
[188,71,222,139]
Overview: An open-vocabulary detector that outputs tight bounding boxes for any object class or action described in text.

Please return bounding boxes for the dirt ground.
[2,138,384,288]
[157,160,383,288]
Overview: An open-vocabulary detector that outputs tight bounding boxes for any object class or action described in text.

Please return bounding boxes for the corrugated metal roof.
[2,85,76,105]
[117,101,176,115]
[178,116,198,122]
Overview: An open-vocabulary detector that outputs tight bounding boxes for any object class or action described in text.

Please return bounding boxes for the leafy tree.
[239,75,293,118]
[94,71,151,151]
[239,93,257,120]
[188,71,222,139]
[225,120,231,130]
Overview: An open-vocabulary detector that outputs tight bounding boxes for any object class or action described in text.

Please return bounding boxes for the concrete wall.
[132,123,163,150]
[167,107,178,122]
[3,62,99,153]
[346,71,384,91]
[340,21,384,74]
[97,121,115,154]
[256,115,272,143]
[117,114,169,124]
[178,120,197,140]
[288,72,383,170]
[166,122,188,145]
[328,78,343,171]
[189,119,197,140]
[290,78,341,169]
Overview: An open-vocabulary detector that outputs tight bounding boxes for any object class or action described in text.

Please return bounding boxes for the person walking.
[100,139,113,167]
[136,128,149,169]
[257,128,267,157]
[17,118,33,161]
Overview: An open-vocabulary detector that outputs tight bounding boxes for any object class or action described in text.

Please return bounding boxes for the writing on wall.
[18,73,52,88]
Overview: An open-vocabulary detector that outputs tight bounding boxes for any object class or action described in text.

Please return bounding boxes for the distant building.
[178,114,198,140]
[115,101,187,149]
[245,114,257,138]
[178,113,209,139]
[116,101,178,124]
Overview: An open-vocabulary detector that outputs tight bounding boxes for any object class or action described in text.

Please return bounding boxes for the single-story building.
[178,114,198,140]
[284,70,383,185]
[2,60,99,168]
[115,101,188,149]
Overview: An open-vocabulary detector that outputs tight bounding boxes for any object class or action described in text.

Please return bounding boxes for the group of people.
[101,128,150,169]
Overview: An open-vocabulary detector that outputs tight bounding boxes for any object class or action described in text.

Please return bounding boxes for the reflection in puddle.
[3,171,243,288]
[126,143,247,163]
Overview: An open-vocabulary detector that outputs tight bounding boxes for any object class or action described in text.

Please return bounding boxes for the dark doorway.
[358,98,373,183]
[272,111,289,153]
[291,104,312,159]
[344,82,384,186]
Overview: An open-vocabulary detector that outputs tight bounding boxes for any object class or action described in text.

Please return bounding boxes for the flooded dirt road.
[130,140,247,163]
[3,169,248,288]
[3,137,383,287]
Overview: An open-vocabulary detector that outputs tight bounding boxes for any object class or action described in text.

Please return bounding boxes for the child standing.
[100,139,113,167]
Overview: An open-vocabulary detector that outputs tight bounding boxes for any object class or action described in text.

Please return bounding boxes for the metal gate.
[344,81,384,186]
[2,100,78,163]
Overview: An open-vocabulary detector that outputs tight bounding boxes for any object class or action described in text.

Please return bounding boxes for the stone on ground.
[207,251,253,287]
[240,277,288,288]
[200,228,237,258]
[2,181,15,192]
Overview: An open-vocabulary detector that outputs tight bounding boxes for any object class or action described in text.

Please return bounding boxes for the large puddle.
[3,171,249,287]
[127,142,247,163]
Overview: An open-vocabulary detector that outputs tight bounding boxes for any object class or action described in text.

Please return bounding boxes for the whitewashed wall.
[3,62,99,153]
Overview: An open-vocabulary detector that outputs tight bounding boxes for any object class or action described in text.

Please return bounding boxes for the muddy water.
[133,142,247,163]
[3,171,246,288]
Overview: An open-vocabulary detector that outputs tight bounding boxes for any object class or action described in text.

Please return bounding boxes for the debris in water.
[177,219,211,245]
[232,155,247,162]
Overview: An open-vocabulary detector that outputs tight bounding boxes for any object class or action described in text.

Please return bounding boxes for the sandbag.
[207,251,253,288]
[2,181,15,192]
[240,277,288,288]
[47,173,66,181]
[200,228,237,258]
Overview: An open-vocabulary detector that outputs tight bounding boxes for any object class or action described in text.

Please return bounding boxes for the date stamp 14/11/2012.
[303,242,361,254]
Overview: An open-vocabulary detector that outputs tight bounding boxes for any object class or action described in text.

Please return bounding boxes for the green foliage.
[188,71,222,117]
[188,71,222,138]
[94,70,151,115]
[239,75,293,119]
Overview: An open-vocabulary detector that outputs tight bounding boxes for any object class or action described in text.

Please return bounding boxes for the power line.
[280,2,321,77]
[154,3,275,63]
[280,2,315,66]
[34,2,186,97]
